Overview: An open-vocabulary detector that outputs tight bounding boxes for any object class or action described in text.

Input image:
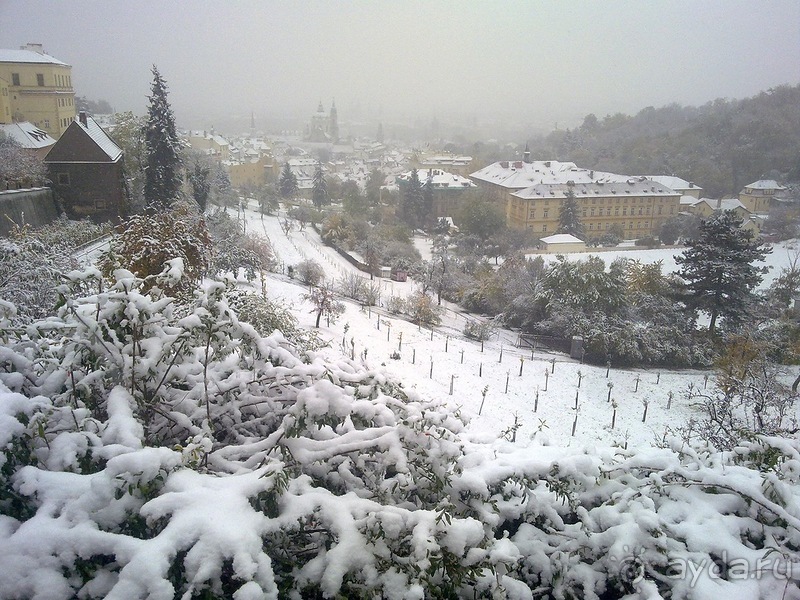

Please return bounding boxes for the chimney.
[22,43,44,54]
[78,111,87,126]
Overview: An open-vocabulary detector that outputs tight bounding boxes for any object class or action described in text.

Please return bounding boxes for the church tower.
[329,99,339,142]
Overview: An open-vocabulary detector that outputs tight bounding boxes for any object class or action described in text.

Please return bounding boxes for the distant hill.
[527,84,800,198]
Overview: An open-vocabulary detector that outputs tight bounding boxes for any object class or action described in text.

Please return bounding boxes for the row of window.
[58,97,73,107]
[529,205,675,219]
[9,72,71,87]
[529,221,653,233]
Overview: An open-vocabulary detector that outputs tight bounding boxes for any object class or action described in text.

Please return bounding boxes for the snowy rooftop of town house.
[645,175,700,192]
[418,154,473,166]
[0,122,55,149]
[397,168,476,190]
[470,160,629,189]
[744,179,785,190]
[693,197,749,212]
[0,48,69,66]
[74,114,122,161]
[512,179,680,200]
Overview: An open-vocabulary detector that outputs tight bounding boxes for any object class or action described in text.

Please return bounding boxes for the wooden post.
[430,329,434,341]
[429,359,433,379]
[551,357,556,373]
[534,388,539,412]
[499,345,503,363]
[479,363,483,377]
[611,400,617,430]
[703,374,709,389]
[606,360,611,377]
[571,415,577,437]
[481,340,484,353]
[519,357,524,376]
[656,372,661,384]
[577,370,582,388]
[574,390,579,408]
[460,349,464,364]
[667,391,673,410]
[642,399,649,423]
[634,375,640,393]
[377,314,380,330]
[607,382,614,402]
[412,348,416,364]
[505,371,509,394]
[449,374,454,395]
[544,369,549,391]
[398,332,402,351]
[445,335,449,352]
[478,386,488,416]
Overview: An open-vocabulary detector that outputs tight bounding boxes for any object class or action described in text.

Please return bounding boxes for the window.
[57,173,70,186]
[605,223,610,230]
[589,223,594,230]
[542,224,547,232]
[37,74,44,86]
[615,207,620,215]
[590,208,595,217]
[94,198,107,210]
[582,209,587,217]
[543,209,549,218]
[638,208,643,215]
[658,206,663,215]
[623,208,627,216]
[11,73,20,86]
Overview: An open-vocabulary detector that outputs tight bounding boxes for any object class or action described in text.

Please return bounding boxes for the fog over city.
[2,0,799,134]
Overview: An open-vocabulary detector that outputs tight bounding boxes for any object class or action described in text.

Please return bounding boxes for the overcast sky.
[2,0,799,132]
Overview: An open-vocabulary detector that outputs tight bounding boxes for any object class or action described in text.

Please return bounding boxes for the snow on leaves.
[0,268,799,598]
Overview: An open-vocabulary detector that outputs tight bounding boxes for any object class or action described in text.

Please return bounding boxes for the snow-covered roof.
[0,48,69,66]
[679,195,704,207]
[76,114,122,161]
[512,179,680,200]
[743,179,785,191]
[397,168,476,190]
[0,122,55,149]
[540,233,584,244]
[645,175,700,192]
[471,160,629,189]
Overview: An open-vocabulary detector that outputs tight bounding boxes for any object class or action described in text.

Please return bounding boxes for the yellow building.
[738,179,785,214]
[471,160,682,239]
[0,44,75,139]
[227,155,276,189]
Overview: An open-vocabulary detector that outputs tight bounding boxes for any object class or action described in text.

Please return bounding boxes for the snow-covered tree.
[558,187,584,237]
[279,162,298,199]
[0,131,47,190]
[676,210,771,335]
[400,168,424,230]
[143,66,183,210]
[304,282,345,327]
[311,161,327,208]
[111,111,146,210]
[188,156,211,213]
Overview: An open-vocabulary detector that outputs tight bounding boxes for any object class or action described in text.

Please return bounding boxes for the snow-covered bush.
[463,318,496,342]
[2,266,800,599]
[98,201,212,300]
[206,209,275,281]
[294,259,325,286]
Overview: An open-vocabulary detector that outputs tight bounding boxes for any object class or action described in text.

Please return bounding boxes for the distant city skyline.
[2,0,799,135]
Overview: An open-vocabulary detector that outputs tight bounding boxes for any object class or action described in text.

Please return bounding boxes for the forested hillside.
[527,84,800,197]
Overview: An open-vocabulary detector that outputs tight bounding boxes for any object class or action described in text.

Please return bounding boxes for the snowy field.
[238,204,800,449]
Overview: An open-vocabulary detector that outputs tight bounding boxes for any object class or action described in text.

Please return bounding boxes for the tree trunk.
[315,310,322,328]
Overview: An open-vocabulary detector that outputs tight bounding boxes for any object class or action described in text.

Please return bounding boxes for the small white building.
[538,233,586,253]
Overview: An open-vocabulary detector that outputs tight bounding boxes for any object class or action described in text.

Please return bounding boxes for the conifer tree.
[401,168,424,230]
[143,66,182,211]
[558,187,584,237]
[312,162,327,208]
[422,170,434,230]
[279,162,298,199]
[676,210,771,335]
[188,158,211,213]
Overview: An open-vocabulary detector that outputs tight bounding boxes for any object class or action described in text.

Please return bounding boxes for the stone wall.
[0,187,60,236]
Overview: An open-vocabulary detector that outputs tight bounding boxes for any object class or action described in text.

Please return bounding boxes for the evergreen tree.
[366,168,384,207]
[188,158,211,213]
[311,162,327,208]
[422,171,434,230]
[143,66,182,211]
[676,210,771,335]
[401,168,424,230]
[558,188,584,237]
[279,162,298,199]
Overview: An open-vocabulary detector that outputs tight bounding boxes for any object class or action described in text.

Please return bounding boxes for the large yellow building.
[0,44,75,139]
[470,160,682,239]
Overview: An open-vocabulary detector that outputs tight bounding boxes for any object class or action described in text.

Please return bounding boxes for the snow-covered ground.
[239,205,800,450]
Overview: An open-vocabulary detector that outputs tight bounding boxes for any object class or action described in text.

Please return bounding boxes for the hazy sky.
[2,0,799,132]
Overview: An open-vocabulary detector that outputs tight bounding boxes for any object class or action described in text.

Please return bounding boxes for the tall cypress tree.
[279,162,298,199]
[557,188,584,237]
[401,168,424,230]
[143,66,182,210]
[312,162,327,208]
[676,210,771,335]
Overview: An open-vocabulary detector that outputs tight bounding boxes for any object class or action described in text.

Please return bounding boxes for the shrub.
[295,259,325,286]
